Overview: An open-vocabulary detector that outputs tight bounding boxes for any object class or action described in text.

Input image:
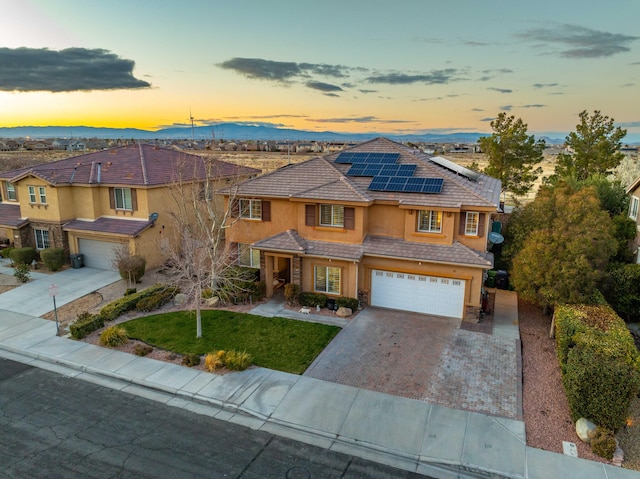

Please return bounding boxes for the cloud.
[516,24,639,58]
[312,116,413,124]
[521,104,546,108]
[306,81,343,92]
[471,108,484,112]
[488,87,513,94]
[533,83,558,88]
[358,89,377,94]
[500,105,513,111]
[365,69,459,85]
[218,57,354,83]
[0,47,150,92]
[480,117,496,122]
[324,93,340,98]
[619,121,640,128]
[631,61,640,65]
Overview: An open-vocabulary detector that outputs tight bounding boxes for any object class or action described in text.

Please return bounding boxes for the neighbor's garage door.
[370,269,465,318]
[78,239,120,270]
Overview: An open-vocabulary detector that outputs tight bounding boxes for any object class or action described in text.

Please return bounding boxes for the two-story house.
[627,176,640,263]
[225,137,501,319]
[0,143,258,270]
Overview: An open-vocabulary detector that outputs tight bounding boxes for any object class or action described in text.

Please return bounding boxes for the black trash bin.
[326,298,337,311]
[71,253,84,269]
[495,270,509,290]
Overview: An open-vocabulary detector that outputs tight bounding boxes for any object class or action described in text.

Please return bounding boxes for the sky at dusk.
[1,0,639,140]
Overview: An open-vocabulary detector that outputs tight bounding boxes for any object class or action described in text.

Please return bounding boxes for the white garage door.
[370,269,466,318]
[78,239,121,270]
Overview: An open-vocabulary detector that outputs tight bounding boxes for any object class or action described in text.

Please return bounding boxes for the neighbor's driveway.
[304,307,520,419]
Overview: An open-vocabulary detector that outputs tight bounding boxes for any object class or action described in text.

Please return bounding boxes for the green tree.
[601,263,640,322]
[554,110,627,181]
[478,112,545,198]
[511,184,617,311]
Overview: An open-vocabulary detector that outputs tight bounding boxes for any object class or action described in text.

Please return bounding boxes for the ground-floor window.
[314,265,341,294]
[34,228,50,249]
[238,243,260,268]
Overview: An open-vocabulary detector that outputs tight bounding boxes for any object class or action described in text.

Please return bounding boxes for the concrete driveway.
[304,305,520,420]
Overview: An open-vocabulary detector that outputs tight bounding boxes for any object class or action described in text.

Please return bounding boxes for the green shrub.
[99,326,129,347]
[556,304,640,430]
[116,254,146,285]
[299,292,327,308]
[133,344,153,356]
[124,288,137,296]
[201,288,214,299]
[181,353,201,367]
[69,312,104,339]
[284,283,300,306]
[40,247,65,271]
[0,247,13,259]
[13,263,30,283]
[590,427,617,460]
[99,284,172,320]
[224,350,253,371]
[9,247,37,265]
[135,287,178,312]
[336,296,359,311]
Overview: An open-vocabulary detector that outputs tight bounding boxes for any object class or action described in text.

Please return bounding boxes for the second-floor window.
[114,188,133,210]
[239,199,262,220]
[417,210,442,233]
[319,204,344,227]
[27,185,46,203]
[6,183,16,201]
[630,196,639,220]
[465,212,480,236]
[39,186,47,204]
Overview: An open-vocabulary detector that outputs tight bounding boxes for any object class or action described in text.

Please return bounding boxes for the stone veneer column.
[292,256,301,286]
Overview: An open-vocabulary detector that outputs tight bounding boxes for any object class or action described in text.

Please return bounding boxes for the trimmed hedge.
[70,313,104,339]
[299,292,328,308]
[99,284,173,321]
[336,296,359,311]
[555,304,640,430]
[40,248,65,271]
[9,247,37,265]
[135,286,179,312]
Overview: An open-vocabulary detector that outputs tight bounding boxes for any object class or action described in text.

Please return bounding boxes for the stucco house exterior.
[225,137,502,319]
[626,176,640,263]
[0,143,258,270]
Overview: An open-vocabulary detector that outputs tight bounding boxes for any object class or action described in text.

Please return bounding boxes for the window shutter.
[458,212,466,235]
[305,205,316,226]
[109,187,115,209]
[230,199,239,218]
[261,200,271,222]
[130,189,138,211]
[478,213,485,236]
[344,207,355,230]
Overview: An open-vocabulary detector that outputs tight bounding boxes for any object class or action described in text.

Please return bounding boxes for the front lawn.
[121,310,341,374]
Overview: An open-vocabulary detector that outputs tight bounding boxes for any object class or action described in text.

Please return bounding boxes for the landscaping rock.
[205,296,220,307]
[336,307,352,318]
[174,293,188,306]
[576,418,597,443]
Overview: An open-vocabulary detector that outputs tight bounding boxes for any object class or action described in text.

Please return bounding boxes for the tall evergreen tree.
[478,112,545,198]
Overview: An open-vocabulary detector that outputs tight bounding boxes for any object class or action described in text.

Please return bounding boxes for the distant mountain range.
[2,122,637,144]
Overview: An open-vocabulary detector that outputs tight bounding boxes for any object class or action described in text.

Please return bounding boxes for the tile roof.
[0,144,259,187]
[253,230,491,267]
[63,217,153,236]
[0,203,28,228]
[231,137,501,209]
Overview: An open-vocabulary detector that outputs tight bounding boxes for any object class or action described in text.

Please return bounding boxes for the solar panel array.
[335,152,400,164]
[347,163,417,177]
[335,151,444,194]
[368,177,444,194]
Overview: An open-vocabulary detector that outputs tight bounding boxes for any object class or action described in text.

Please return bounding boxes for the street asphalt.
[0,259,637,479]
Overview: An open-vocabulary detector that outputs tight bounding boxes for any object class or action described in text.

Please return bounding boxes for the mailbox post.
[49,283,59,335]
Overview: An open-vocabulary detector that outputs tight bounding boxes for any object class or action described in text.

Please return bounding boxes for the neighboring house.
[225,137,501,319]
[626,176,640,263]
[0,143,258,270]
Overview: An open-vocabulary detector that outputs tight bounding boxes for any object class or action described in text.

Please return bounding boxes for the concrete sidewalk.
[0,275,635,478]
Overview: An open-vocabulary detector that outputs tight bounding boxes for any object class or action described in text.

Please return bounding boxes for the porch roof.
[0,203,28,228]
[253,230,492,267]
[63,217,153,237]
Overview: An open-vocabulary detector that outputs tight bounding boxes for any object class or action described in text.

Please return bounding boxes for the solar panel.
[429,156,480,182]
[368,177,443,193]
[335,152,400,164]
[368,176,391,191]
